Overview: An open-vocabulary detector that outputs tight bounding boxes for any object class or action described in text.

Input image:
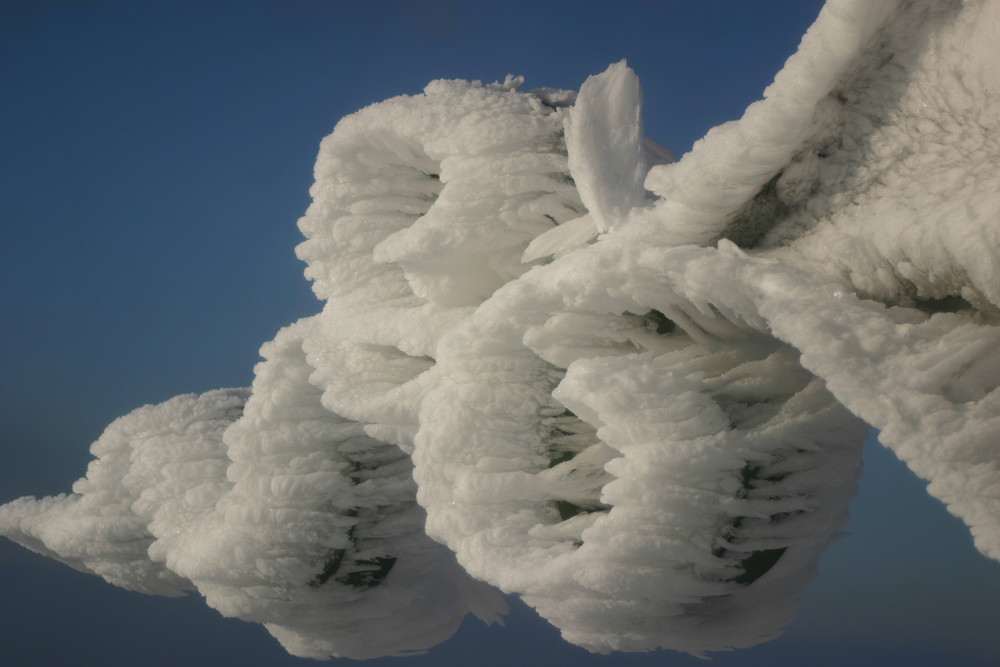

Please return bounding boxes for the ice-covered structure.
[415,0,1000,654]
[2,0,998,659]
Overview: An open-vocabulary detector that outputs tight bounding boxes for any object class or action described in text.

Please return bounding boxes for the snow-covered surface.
[414,0,1000,653]
[0,322,506,660]
[3,0,999,660]
[415,262,867,652]
[624,0,900,248]
[170,318,505,659]
[0,388,248,597]
[296,75,582,451]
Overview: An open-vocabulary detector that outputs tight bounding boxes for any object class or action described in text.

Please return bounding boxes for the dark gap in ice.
[311,548,348,587]
[555,500,584,521]
[895,272,978,316]
[548,449,576,468]
[641,308,675,335]
[721,6,947,253]
[712,462,792,586]
[310,507,359,588]
[911,293,974,314]
[552,498,611,522]
[309,507,399,590]
[310,437,411,588]
[335,556,398,589]
[719,173,791,249]
[622,309,677,343]
[741,463,788,488]
[715,394,788,431]
[540,405,613,528]
[548,171,576,186]
[540,127,574,165]
[732,547,787,585]
[543,408,596,468]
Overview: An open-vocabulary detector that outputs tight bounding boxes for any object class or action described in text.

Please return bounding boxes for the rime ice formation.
[296,74,582,451]
[1,75,583,659]
[416,0,1000,655]
[0,389,249,597]
[3,0,999,660]
[414,245,869,654]
[0,345,505,660]
[162,319,505,660]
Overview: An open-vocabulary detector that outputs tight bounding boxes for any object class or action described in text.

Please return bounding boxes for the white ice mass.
[2,0,999,659]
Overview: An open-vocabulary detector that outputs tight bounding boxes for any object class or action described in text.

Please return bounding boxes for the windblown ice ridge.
[3,0,999,659]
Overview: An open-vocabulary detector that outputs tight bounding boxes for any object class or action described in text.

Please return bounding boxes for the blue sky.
[1,1,998,665]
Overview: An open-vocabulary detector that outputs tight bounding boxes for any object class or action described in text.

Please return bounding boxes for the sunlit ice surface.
[3,0,999,660]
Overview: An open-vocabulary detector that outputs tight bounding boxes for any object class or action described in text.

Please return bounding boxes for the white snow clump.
[3,0,999,659]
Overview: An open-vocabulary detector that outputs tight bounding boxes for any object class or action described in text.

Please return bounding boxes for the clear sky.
[1,1,998,665]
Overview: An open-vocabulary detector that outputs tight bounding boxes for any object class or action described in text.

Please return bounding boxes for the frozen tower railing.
[3,0,999,658]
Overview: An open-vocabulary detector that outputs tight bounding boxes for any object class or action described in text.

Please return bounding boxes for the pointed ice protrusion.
[565,60,661,234]
[522,213,598,264]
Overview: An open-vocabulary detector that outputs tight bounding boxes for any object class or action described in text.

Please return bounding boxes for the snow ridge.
[3,0,999,660]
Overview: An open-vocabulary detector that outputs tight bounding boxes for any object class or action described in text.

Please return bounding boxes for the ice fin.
[522,214,599,264]
[566,60,649,233]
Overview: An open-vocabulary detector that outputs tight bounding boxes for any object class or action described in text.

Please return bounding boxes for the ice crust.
[416,0,1000,653]
[0,388,249,597]
[165,319,506,659]
[296,75,582,451]
[3,0,999,660]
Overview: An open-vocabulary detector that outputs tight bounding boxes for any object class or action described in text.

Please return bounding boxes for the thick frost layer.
[625,0,899,248]
[630,0,1000,561]
[296,76,582,450]
[0,389,249,596]
[165,318,505,659]
[3,0,1000,660]
[766,0,1000,312]
[415,0,1000,654]
[414,244,867,654]
[1,77,585,659]
[0,322,505,660]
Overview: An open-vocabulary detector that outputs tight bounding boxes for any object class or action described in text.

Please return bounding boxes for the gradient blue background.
[2,1,998,665]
